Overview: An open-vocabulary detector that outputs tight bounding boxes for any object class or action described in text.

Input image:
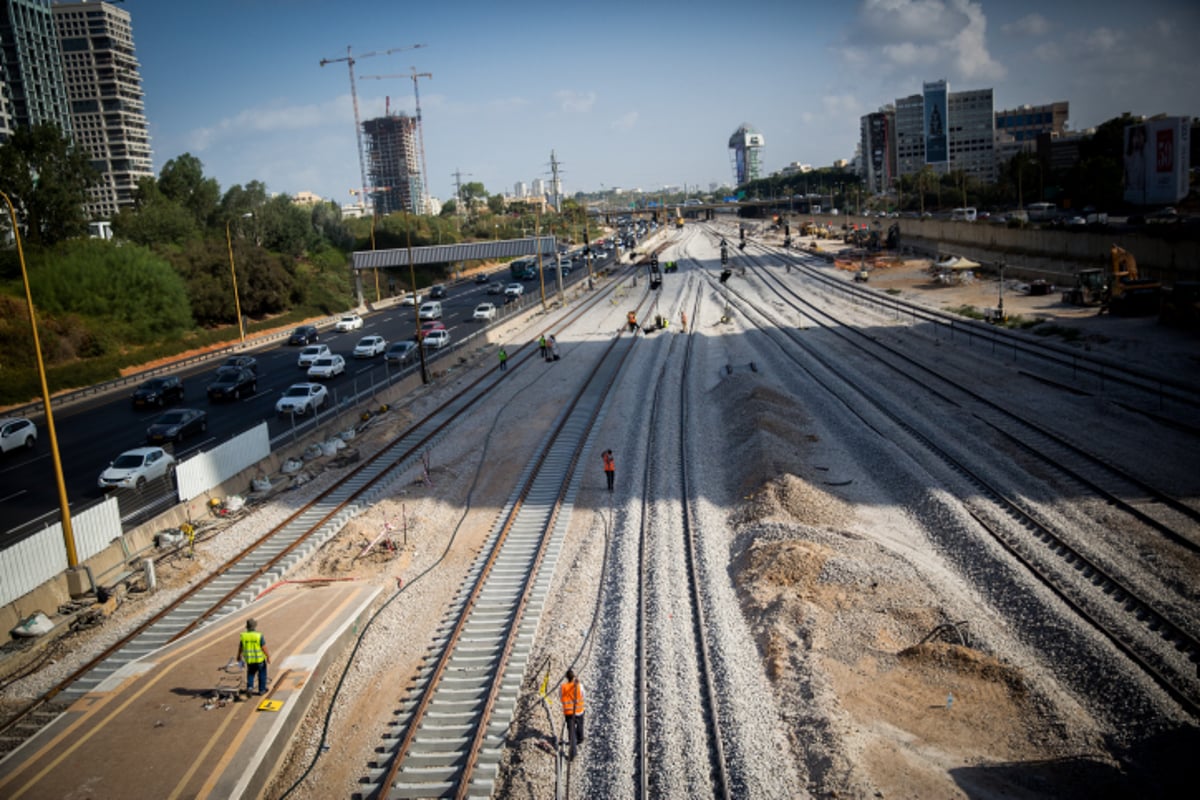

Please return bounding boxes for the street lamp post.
[225,219,247,344]
[2,190,78,566]
[997,257,1006,322]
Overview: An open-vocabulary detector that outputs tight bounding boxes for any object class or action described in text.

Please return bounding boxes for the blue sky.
[122,0,1199,205]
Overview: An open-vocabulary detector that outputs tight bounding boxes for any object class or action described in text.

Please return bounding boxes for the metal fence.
[176,422,270,502]
[0,497,119,608]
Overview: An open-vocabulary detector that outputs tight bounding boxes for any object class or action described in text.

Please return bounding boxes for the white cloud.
[185,96,349,152]
[554,89,596,113]
[843,0,1004,81]
[822,93,861,117]
[611,111,638,131]
[1003,13,1049,37]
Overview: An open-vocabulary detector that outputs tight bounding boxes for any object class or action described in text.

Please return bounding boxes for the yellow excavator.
[1062,244,1161,316]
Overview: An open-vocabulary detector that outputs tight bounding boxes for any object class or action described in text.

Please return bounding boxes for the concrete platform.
[0,579,380,799]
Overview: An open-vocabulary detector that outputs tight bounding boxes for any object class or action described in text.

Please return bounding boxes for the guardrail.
[6,314,342,422]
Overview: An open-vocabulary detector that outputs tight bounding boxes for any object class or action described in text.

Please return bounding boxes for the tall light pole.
[2,190,77,566]
[225,218,247,343]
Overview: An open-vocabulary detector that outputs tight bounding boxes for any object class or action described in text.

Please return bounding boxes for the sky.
[120,0,1200,206]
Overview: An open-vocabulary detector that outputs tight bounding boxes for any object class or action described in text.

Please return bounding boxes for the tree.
[440,198,458,217]
[112,176,199,245]
[0,123,97,245]
[487,193,506,215]
[157,153,221,229]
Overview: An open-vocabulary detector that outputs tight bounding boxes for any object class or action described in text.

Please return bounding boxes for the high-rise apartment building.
[514,181,527,198]
[859,106,896,195]
[53,1,152,219]
[0,0,71,134]
[531,178,545,197]
[363,112,421,215]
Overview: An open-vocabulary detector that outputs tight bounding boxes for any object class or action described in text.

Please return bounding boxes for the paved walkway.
[0,580,379,799]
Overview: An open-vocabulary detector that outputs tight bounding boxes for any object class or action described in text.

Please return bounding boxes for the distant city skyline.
[114,0,1198,205]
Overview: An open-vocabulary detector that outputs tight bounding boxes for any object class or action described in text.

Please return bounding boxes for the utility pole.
[320,43,425,216]
[549,150,562,213]
[361,68,433,213]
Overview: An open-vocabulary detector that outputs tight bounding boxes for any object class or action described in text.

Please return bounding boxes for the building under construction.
[363,112,421,215]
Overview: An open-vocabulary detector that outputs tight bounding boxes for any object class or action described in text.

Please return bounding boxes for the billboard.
[1124,116,1191,205]
[923,80,948,164]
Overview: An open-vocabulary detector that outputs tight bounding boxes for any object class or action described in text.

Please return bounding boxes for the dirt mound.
[733,473,853,529]
[898,642,1028,695]
[716,378,827,497]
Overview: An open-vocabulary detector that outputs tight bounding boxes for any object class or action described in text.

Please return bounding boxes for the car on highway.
[474,273,490,284]
[334,313,364,332]
[504,283,524,298]
[297,344,331,368]
[307,354,346,379]
[385,340,419,365]
[419,320,446,337]
[288,325,320,345]
[221,355,258,374]
[422,329,450,350]
[487,281,504,295]
[353,335,387,358]
[418,301,443,320]
[473,302,497,321]
[98,446,176,490]
[0,417,37,454]
[276,383,328,415]
[145,408,208,445]
[131,376,185,409]
[400,292,424,306]
[206,366,258,402]
[429,284,447,299]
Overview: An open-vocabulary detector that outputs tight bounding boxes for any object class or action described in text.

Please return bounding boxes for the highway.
[0,249,613,543]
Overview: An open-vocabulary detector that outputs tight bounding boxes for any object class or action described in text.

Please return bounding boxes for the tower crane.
[362,68,432,214]
[319,43,424,215]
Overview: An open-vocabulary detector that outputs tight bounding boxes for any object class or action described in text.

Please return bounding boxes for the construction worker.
[627,310,637,333]
[498,347,508,372]
[538,334,547,360]
[601,450,614,492]
[680,310,688,332]
[236,618,270,696]
[561,669,585,760]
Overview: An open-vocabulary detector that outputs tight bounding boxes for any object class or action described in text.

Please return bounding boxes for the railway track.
[699,235,1200,716]
[634,276,732,799]
[359,318,645,799]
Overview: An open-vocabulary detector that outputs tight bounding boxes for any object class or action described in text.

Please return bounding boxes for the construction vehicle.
[1062,245,1161,316]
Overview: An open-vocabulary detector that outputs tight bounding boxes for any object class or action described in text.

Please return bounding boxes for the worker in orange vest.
[601,449,614,492]
[561,668,585,759]
[627,311,638,332]
[680,310,688,332]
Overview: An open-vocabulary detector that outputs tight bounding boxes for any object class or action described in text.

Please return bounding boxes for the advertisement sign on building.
[1124,116,1191,205]
[923,80,948,165]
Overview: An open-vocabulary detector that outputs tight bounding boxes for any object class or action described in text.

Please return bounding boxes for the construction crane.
[361,68,432,214]
[319,43,425,215]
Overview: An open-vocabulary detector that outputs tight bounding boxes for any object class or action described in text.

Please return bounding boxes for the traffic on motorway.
[0,245,618,541]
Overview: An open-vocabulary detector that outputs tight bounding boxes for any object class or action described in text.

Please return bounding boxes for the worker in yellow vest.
[561,668,585,759]
[236,618,271,696]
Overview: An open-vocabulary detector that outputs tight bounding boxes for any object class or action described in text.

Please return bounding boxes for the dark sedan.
[132,376,184,409]
[205,367,257,402]
[221,355,258,374]
[288,325,319,345]
[146,408,208,444]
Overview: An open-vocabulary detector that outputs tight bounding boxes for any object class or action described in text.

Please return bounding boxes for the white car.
[422,329,450,349]
[307,354,346,379]
[276,383,329,415]
[473,302,497,321]
[353,335,387,358]
[400,292,424,306]
[297,344,331,368]
[334,314,363,332]
[504,283,524,298]
[98,446,176,490]
[0,417,37,454]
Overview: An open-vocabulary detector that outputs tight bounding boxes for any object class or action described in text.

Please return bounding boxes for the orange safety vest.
[602,452,614,473]
[627,311,636,325]
[240,631,266,664]
[561,679,585,716]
